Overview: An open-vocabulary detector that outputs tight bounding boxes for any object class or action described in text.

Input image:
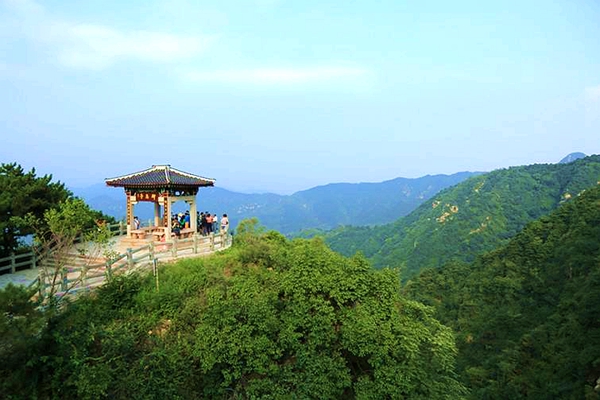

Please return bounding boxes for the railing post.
[127,248,133,269]
[210,234,215,252]
[10,252,15,274]
[31,252,36,269]
[149,242,155,261]
[171,238,177,258]
[38,277,44,301]
[105,260,113,281]
[38,268,46,300]
[80,266,87,288]
[221,232,225,248]
[153,259,159,292]
[193,234,198,254]
[60,267,68,292]
[119,221,124,236]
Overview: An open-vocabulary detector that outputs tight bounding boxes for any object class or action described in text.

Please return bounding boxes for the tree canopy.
[0,163,71,257]
[1,222,466,399]
[404,185,600,399]
[0,162,115,258]
[325,155,600,278]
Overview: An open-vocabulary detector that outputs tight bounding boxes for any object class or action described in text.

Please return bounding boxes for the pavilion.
[105,165,215,239]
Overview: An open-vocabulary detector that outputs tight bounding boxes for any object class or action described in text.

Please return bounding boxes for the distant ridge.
[325,155,600,277]
[559,152,586,164]
[72,172,479,234]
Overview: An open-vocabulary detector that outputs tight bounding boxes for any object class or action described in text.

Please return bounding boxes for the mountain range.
[72,171,479,234]
[324,153,600,277]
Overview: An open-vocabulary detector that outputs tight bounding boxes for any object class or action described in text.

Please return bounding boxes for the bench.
[131,229,147,239]
[152,230,168,241]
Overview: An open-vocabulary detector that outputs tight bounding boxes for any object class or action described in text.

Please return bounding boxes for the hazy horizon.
[67,153,587,196]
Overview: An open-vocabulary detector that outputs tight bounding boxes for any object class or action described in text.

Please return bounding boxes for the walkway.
[0,232,232,290]
[0,268,40,290]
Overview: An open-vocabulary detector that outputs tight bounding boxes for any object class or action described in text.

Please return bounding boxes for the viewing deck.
[0,230,233,294]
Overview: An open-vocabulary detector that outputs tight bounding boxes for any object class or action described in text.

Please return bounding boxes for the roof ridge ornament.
[164,165,171,184]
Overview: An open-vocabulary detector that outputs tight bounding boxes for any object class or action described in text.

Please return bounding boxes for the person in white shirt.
[220,214,229,233]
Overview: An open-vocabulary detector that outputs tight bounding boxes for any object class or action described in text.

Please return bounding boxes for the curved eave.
[105,165,216,189]
[105,182,214,189]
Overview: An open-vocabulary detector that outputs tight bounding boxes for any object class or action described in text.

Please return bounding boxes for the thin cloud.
[4,0,213,70]
[183,66,369,85]
[52,23,212,69]
[585,85,600,103]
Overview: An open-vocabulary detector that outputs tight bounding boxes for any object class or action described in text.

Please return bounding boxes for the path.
[0,268,40,290]
[0,233,231,290]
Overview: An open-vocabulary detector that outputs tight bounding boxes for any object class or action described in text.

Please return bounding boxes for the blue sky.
[1,0,599,194]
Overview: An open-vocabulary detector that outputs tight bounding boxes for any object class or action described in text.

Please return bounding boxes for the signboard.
[135,192,159,202]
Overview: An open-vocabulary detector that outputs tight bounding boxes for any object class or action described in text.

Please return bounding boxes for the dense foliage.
[1,223,465,399]
[0,163,72,257]
[404,185,600,399]
[326,155,600,277]
[0,162,114,259]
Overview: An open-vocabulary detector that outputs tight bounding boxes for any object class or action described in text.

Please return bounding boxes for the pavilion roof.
[105,165,215,189]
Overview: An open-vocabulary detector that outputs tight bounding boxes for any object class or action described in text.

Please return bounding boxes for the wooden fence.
[32,232,232,301]
[0,252,37,275]
[0,222,127,275]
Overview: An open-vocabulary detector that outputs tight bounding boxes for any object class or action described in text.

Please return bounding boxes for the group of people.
[170,211,229,237]
[198,212,217,235]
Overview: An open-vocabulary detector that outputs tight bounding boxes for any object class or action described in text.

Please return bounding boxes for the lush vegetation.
[404,184,600,399]
[0,220,465,399]
[4,159,600,398]
[0,162,114,259]
[325,155,600,278]
[0,163,72,257]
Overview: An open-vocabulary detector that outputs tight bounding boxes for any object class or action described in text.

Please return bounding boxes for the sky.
[1,0,599,194]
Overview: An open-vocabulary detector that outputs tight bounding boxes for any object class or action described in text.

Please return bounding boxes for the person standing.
[212,214,219,233]
[200,212,208,235]
[206,213,213,234]
[220,213,229,233]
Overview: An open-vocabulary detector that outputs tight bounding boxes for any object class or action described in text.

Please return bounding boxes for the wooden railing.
[0,252,37,274]
[108,221,127,237]
[30,232,232,301]
[0,222,127,275]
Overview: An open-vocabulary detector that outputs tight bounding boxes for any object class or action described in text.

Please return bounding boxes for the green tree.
[0,284,45,398]
[25,198,115,307]
[8,221,466,398]
[326,155,600,278]
[405,185,600,399]
[0,163,71,257]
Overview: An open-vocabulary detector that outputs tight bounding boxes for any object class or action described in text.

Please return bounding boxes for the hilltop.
[559,152,587,163]
[1,224,466,398]
[325,155,600,277]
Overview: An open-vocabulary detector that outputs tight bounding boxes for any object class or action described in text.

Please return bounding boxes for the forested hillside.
[1,222,465,399]
[404,184,600,399]
[326,155,600,277]
[76,172,477,234]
